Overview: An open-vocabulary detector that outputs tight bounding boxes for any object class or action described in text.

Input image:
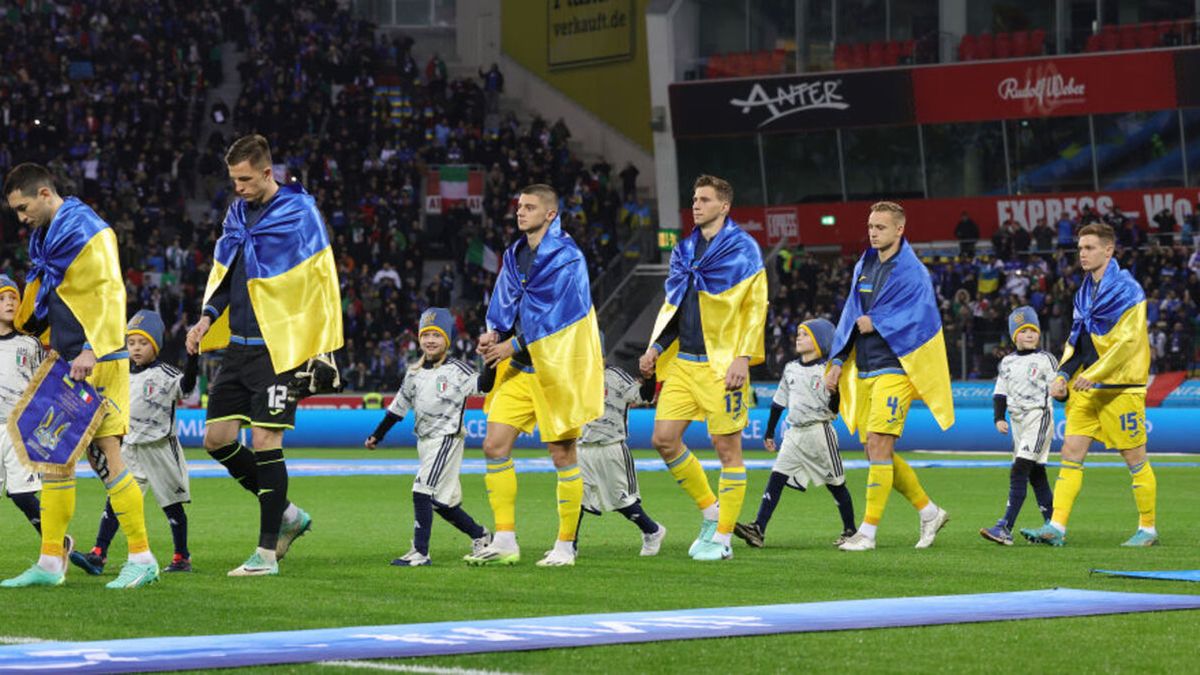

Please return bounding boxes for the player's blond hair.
[225,134,273,169]
[1078,222,1115,245]
[870,201,906,224]
[694,175,733,204]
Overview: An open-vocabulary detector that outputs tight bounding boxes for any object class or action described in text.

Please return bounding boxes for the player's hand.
[856,315,874,334]
[185,316,212,355]
[995,420,1009,435]
[364,436,378,450]
[639,348,658,378]
[764,438,777,452]
[70,349,96,381]
[482,337,515,366]
[1072,376,1095,391]
[724,356,749,391]
[1050,377,1068,400]
[825,363,842,392]
[476,331,498,352]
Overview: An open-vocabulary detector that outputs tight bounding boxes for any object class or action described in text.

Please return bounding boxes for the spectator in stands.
[992,219,1015,260]
[1032,218,1055,253]
[1056,212,1075,249]
[954,211,979,257]
[1153,208,1177,246]
[1168,321,1193,372]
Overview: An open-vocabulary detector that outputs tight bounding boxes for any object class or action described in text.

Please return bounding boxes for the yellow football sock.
[107,470,150,555]
[864,461,894,526]
[716,466,747,535]
[1051,460,1084,530]
[485,457,517,531]
[39,478,76,558]
[556,464,583,541]
[891,453,930,511]
[1129,461,1157,529]
[665,447,716,510]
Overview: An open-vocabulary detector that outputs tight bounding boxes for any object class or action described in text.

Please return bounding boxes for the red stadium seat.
[1119,24,1138,50]
[977,32,995,60]
[851,43,868,69]
[1085,33,1103,52]
[1137,24,1158,49]
[834,43,852,70]
[882,41,899,65]
[1100,25,1119,51]
[1030,28,1046,54]
[867,41,885,67]
[958,34,977,61]
[995,32,1012,58]
[1012,31,1030,57]
[752,51,771,75]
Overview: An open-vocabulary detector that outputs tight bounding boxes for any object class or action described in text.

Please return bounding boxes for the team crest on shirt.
[809,376,822,391]
[15,350,29,368]
[143,381,156,398]
[436,375,449,393]
[1027,363,1040,379]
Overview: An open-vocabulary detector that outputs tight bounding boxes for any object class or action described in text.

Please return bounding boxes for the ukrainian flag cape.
[1062,258,1149,387]
[830,239,954,432]
[485,216,603,437]
[648,217,768,379]
[17,198,125,357]
[200,183,343,373]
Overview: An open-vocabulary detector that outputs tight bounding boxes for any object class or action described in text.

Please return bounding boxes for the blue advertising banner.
[751,381,996,408]
[1161,380,1200,407]
[176,404,1199,453]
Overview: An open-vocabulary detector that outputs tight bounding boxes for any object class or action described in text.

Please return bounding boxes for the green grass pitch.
[0,448,1197,673]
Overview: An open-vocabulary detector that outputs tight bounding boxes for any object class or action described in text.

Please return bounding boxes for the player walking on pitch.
[186,135,343,576]
[826,202,954,551]
[3,164,159,588]
[1022,222,1158,547]
[466,184,605,568]
[640,175,769,561]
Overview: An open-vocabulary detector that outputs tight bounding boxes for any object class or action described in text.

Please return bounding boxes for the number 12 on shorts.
[267,384,289,412]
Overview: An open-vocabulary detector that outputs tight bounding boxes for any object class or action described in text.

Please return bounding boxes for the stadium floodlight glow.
[820,215,836,226]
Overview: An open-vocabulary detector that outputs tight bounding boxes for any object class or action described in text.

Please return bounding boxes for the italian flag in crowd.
[428,165,483,209]
[466,238,500,273]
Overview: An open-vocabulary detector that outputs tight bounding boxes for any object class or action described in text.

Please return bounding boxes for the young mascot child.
[72,310,199,574]
[980,306,1057,545]
[0,275,51,537]
[575,349,667,556]
[735,319,857,548]
[365,308,494,567]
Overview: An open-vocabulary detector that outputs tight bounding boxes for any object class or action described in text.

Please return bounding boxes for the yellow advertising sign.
[547,0,635,69]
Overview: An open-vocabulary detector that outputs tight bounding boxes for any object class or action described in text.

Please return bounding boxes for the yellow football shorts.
[90,357,130,439]
[488,367,580,443]
[1064,387,1147,450]
[854,372,915,442]
[656,355,751,436]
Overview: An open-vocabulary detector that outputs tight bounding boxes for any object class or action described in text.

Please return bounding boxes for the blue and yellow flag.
[977,265,999,295]
[830,239,954,433]
[200,184,343,374]
[1061,258,1149,387]
[485,216,603,437]
[648,217,768,379]
[17,197,125,358]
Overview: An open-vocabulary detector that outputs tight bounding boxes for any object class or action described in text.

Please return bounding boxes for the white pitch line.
[318,661,518,675]
[0,636,45,645]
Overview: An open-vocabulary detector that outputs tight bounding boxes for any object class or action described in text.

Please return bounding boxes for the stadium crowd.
[767,229,1200,380]
[4,3,1193,392]
[0,0,641,393]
